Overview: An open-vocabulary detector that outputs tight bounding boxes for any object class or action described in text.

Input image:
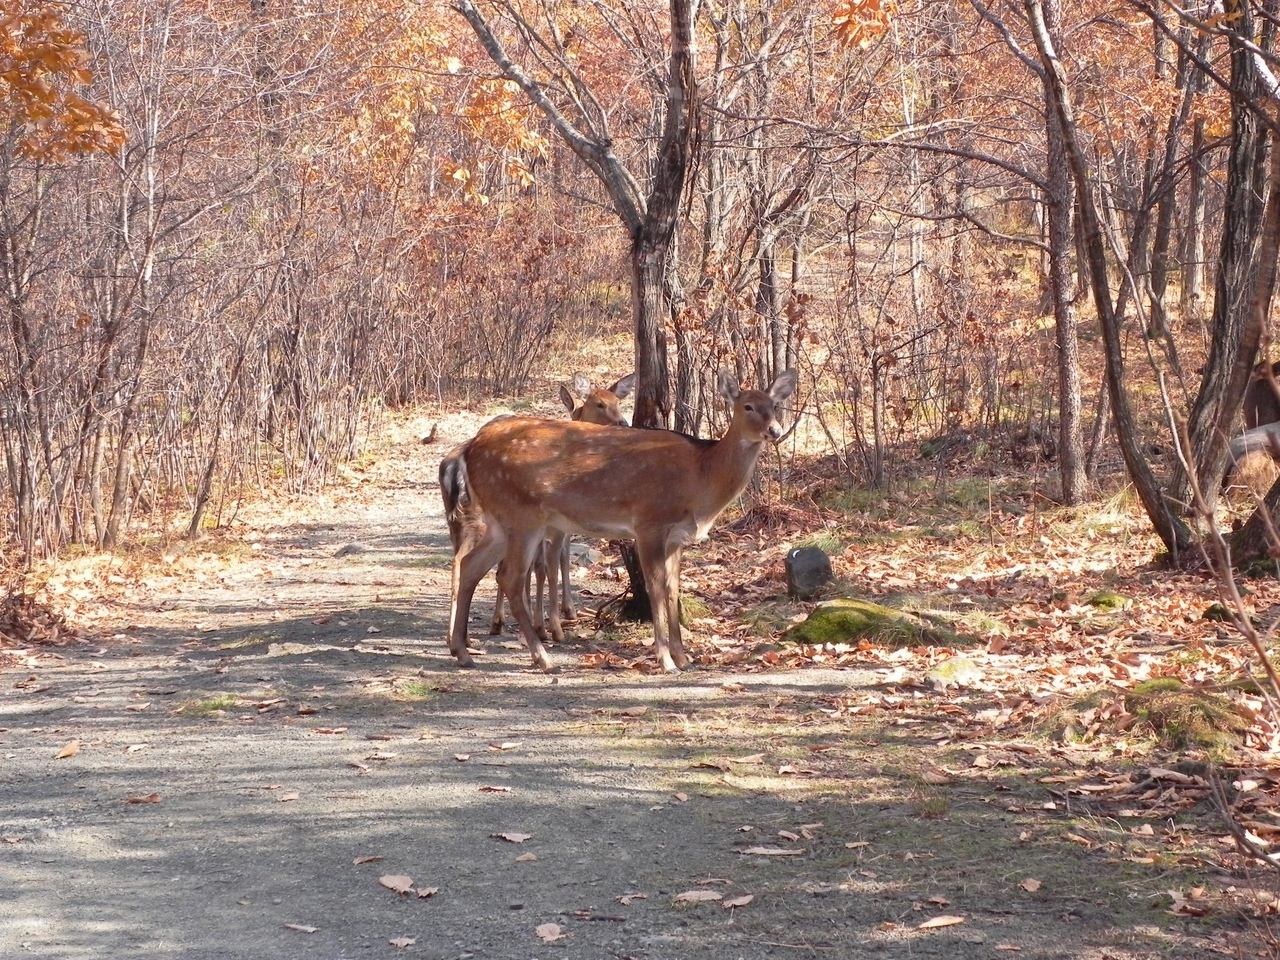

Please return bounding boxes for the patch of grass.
[396,551,453,569]
[679,595,711,624]
[176,694,238,718]
[739,603,794,637]
[1125,679,1250,750]
[396,679,438,701]
[910,788,950,819]
[795,529,843,553]
[215,632,279,650]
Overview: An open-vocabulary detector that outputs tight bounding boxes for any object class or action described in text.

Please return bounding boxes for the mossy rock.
[1201,603,1234,624]
[782,598,977,650]
[1086,590,1131,612]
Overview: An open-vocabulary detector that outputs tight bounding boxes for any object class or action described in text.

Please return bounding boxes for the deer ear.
[558,383,577,413]
[610,372,636,399]
[717,367,740,402]
[769,369,797,402]
[572,372,593,398]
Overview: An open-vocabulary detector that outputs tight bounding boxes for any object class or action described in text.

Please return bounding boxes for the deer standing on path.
[439,373,634,641]
[443,368,797,672]
[488,372,635,635]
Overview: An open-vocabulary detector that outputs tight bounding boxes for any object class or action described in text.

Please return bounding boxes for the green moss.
[1086,590,1131,612]
[1125,679,1250,749]
[783,597,978,649]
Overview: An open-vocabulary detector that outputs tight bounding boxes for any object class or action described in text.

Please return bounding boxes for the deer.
[488,372,635,635]
[438,372,634,641]
[442,367,797,673]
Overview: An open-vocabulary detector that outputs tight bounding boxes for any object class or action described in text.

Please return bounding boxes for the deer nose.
[767,421,783,440]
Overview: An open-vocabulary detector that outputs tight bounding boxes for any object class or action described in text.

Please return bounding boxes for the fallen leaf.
[389,937,415,948]
[994,945,1022,952]
[621,706,649,717]
[673,890,723,903]
[778,830,800,842]
[919,915,965,929]
[55,740,80,759]
[124,793,162,804]
[674,792,689,802]
[730,753,766,764]
[379,875,414,895]
[277,792,300,803]
[926,895,951,907]
[125,744,148,753]
[515,853,538,862]
[312,727,347,735]
[283,924,317,933]
[724,895,755,909]
[737,846,806,856]
[365,751,396,761]
[353,856,384,865]
[920,771,954,786]
[617,892,648,905]
[535,922,569,942]
[1020,878,1042,892]
[489,741,522,750]
[479,785,511,793]
[491,832,532,843]
[417,886,439,899]
[455,753,470,762]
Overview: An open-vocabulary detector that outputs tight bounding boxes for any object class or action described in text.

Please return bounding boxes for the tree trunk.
[1038,0,1086,506]
[1181,120,1208,326]
[1025,0,1194,557]
[1174,0,1268,513]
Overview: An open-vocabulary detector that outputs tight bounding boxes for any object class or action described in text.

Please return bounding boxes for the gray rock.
[785,547,832,600]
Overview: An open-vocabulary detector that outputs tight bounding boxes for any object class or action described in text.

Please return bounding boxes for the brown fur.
[446,369,797,672]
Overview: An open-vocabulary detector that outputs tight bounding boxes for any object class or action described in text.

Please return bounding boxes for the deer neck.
[703,416,765,511]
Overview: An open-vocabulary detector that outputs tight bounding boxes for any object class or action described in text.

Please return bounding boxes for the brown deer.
[488,372,635,634]
[443,368,797,672]
[439,373,634,641]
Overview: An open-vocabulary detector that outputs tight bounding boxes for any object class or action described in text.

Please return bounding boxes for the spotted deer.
[442,368,797,672]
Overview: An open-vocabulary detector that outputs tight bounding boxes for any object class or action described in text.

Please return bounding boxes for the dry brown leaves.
[0,590,76,649]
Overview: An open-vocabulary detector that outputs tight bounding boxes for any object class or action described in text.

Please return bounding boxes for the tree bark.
[1172,0,1268,513]
[1037,0,1086,505]
[1025,0,1193,557]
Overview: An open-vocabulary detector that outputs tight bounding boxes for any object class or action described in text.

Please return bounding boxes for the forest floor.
[2,398,1279,959]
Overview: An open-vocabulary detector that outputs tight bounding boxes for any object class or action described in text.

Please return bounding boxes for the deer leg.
[544,530,569,643]
[448,527,505,667]
[665,544,689,669]
[531,541,550,641]
[496,532,554,671]
[558,535,575,622]
[636,534,688,672]
[489,576,506,634]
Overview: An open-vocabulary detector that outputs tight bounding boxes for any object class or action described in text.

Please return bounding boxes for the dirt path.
[0,413,1230,959]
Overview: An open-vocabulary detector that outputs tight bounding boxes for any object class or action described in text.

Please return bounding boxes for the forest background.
[6,0,1276,565]
[10,1,1280,949]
